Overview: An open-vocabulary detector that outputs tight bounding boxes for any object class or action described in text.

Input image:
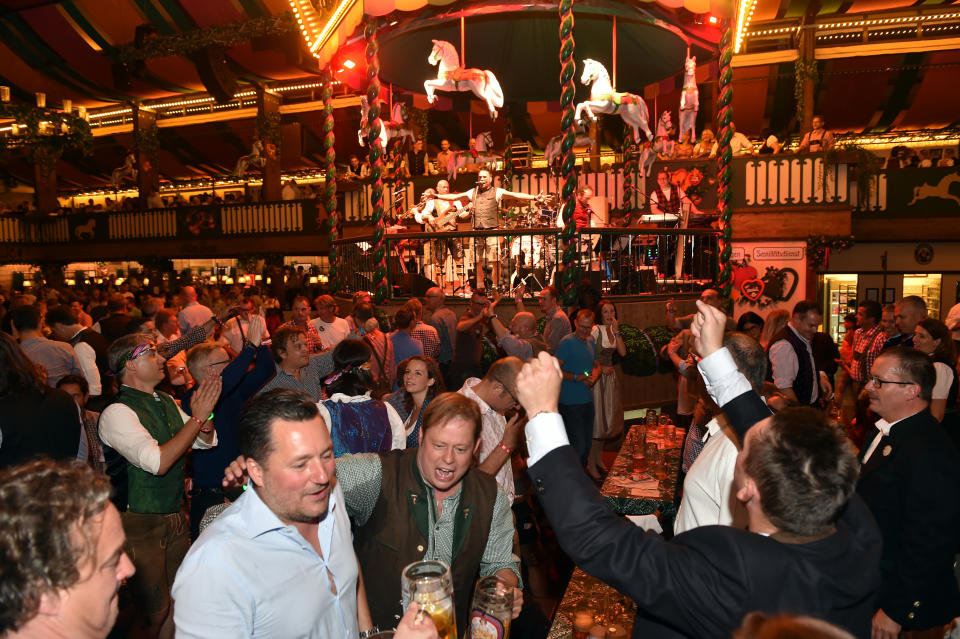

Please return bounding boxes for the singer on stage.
[434,168,544,290]
[648,169,703,277]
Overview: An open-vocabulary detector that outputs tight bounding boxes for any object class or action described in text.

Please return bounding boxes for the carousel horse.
[234,139,265,178]
[110,152,137,188]
[575,58,653,144]
[424,40,504,121]
[656,110,673,140]
[358,99,415,154]
[679,56,699,142]
[445,131,499,179]
[544,123,595,174]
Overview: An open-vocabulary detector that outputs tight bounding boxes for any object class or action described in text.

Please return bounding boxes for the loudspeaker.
[512,268,547,292]
[191,46,237,104]
[400,273,437,297]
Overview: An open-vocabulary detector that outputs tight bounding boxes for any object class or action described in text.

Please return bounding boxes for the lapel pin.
[882,445,892,457]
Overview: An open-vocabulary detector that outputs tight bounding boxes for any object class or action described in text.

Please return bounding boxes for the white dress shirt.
[768,324,818,404]
[459,378,514,504]
[98,393,216,475]
[674,415,747,534]
[861,417,902,464]
[69,329,102,396]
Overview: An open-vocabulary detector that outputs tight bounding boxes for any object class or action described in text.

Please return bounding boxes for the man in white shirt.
[674,331,766,533]
[177,286,213,332]
[458,357,525,504]
[310,294,350,350]
[768,300,822,407]
[219,297,270,356]
[98,334,221,637]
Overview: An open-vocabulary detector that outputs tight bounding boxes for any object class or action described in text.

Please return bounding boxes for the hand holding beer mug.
[467,576,514,639]
[402,560,457,639]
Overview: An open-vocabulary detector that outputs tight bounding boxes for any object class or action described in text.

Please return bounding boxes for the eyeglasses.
[867,375,915,389]
[206,359,230,368]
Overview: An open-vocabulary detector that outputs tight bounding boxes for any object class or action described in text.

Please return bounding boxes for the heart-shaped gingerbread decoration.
[741,278,765,301]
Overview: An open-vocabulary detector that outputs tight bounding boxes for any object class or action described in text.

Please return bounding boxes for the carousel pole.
[321,65,339,293]
[364,16,389,303]
[558,0,579,306]
[715,24,735,297]
[503,106,514,189]
[622,126,635,215]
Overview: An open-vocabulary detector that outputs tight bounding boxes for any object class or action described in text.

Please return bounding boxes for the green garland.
[407,106,429,144]
[807,234,854,269]
[0,105,93,174]
[134,122,159,162]
[825,144,883,202]
[256,112,282,144]
[793,58,820,127]
[115,14,297,64]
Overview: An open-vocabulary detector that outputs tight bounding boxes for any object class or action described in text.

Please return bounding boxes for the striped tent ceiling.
[0,0,954,190]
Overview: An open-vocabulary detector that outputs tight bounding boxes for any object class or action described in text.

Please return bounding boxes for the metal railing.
[333,227,720,299]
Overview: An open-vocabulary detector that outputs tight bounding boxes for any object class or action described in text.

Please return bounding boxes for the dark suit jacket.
[856,409,960,629]
[528,391,882,638]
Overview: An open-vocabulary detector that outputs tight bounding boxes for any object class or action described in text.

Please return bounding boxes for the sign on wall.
[730,241,807,318]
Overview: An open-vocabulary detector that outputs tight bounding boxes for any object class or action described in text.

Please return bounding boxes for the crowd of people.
[2,277,960,639]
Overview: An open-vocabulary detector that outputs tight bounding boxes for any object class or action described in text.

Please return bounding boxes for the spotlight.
[708,15,719,24]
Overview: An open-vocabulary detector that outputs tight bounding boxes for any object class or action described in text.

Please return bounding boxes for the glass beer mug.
[467,576,513,639]
[402,560,457,639]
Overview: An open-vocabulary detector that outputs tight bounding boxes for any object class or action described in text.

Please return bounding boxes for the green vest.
[353,450,498,634]
[115,386,186,514]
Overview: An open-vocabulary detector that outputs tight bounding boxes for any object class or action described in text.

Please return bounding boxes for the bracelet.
[359,628,381,639]
[198,425,214,434]
[614,333,622,339]
[188,416,208,431]
[498,442,512,456]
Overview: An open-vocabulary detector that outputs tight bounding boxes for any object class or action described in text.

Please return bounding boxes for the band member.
[648,169,703,278]
[416,180,469,287]
[435,169,544,290]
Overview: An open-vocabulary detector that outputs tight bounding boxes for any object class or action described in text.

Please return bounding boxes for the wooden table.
[547,423,684,638]
[600,423,683,517]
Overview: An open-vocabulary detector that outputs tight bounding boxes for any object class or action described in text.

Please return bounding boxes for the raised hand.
[190,374,222,423]
[516,351,562,416]
[690,300,727,359]
[221,455,249,489]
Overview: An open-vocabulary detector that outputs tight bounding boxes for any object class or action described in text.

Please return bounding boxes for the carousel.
[291,0,736,302]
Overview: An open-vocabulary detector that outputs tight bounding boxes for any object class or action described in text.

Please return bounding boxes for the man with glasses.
[457,356,525,504]
[98,333,222,637]
[182,341,275,541]
[860,347,960,639]
[219,297,269,358]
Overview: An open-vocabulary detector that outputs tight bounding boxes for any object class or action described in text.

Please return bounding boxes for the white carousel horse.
[656,110,673,139]
[575,58,653,144]
[234,139,265,178]
[544,123,595,174]
[679,56,699,142]
[358,99,415,153]
[445,131,499,179]
[424,40,504,121]
[110,152,137,188]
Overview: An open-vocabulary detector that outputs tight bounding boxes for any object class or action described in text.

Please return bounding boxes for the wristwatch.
[359,628,382,638]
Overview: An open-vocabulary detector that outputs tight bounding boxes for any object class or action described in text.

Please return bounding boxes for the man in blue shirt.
[390,307,425,365]
[554,310,598,466]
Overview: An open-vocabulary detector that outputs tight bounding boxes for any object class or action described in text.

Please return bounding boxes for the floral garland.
[807,234,854,269]
[134,122,160,162]
[793,58,820,127]
[115,14,297,64]
[0,105,93,174]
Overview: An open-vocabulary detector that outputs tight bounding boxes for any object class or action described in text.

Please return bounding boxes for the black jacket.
[856,408,960,629]
[527,390,882,638]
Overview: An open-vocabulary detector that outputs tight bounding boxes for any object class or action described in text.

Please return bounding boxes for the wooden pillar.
[33,163,58,213]
[134,107,159,198]
[259,90,282,201]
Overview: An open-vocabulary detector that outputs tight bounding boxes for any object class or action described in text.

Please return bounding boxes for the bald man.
[487,293,548,360]
[178,286,213,332]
